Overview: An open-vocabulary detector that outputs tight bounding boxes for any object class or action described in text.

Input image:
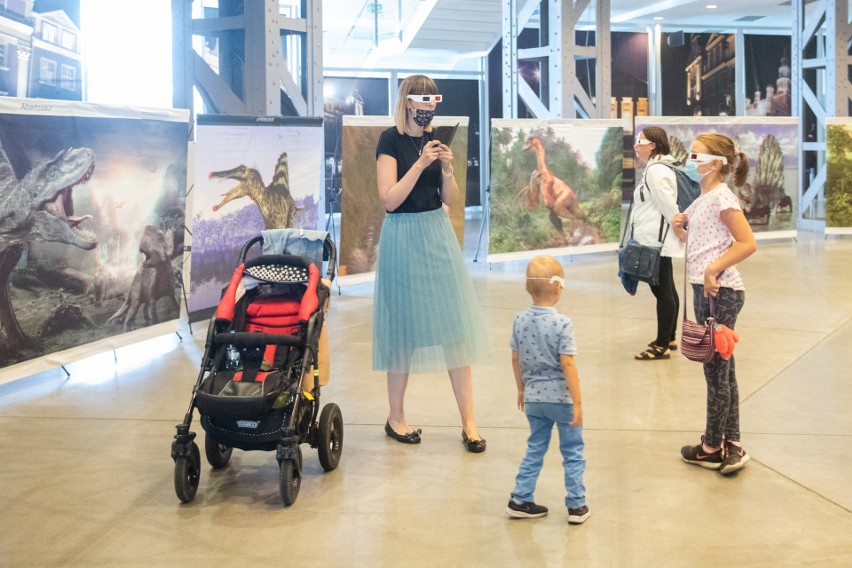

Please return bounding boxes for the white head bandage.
[527,275,564,289]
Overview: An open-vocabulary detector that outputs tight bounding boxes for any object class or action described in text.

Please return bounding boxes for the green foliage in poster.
[489,126,622,253]
[826,125,852,227]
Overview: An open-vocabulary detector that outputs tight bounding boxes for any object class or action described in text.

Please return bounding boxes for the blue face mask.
[683,160,706,183]
[412,109,435,127]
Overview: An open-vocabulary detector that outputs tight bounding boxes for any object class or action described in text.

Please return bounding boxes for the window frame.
[40,57,57,85]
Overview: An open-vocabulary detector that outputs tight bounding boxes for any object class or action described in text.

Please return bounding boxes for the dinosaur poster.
[0,98,189,380]
[635,117,798,234]
[488,119,624,260]
[825,119,852,233]
[339,115,468,277]
[188,116,324,317]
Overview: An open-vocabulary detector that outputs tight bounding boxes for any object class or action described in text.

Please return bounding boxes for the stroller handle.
[239,233,336,282]
[214,331,303,349]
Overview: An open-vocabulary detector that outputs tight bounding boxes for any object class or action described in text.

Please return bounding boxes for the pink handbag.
[680,233,717,363]
[681,308,716,363]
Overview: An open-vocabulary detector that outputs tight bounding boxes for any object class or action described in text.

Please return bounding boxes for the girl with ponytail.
[671,132,757,475]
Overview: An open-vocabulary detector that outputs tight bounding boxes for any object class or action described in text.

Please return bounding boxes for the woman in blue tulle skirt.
[373,75,488,453]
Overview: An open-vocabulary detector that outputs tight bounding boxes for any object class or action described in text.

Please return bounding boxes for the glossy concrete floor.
[2,222,852,568]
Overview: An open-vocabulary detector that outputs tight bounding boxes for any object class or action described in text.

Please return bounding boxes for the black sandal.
[385,421,421,444]
[635,343,671,360]
[668,341,678,351]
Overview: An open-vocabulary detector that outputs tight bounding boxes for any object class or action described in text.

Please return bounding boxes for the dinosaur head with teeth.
[19,147,98,250]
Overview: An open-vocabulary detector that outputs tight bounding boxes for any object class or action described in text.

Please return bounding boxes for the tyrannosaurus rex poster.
[188,116,324,318]
[0,98,189,381]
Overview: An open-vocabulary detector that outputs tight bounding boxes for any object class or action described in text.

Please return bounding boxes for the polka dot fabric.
[683,183,745,291]
[244,263,309,284]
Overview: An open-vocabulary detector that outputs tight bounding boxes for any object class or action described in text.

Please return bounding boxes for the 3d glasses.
[688,152,729,164]
[407,94,443,103]
[634,136,654,146]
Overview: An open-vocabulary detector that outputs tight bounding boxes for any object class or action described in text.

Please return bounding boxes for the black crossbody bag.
[617,172,669,286]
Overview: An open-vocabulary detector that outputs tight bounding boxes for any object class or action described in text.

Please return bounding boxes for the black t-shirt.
[376,127,443,213]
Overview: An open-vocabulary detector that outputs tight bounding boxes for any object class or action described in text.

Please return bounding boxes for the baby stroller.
[171,230,341,506]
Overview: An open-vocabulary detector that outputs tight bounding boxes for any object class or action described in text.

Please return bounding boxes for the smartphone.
[433,123,459,147]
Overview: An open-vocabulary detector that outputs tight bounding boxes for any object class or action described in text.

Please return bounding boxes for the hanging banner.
[825,118,852,234]
[188,116,324,317]
[488,119,624,262]
[0,98,189,383]
[744,36,792,117]
[635,116,799,237]
[660,32,736,116]
[339,115,469,278]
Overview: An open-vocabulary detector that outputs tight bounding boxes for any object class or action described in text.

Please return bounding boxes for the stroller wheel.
[174,441,201,503]
[204,433,232,469]
[317,403,344,472]
[279,450,302,507]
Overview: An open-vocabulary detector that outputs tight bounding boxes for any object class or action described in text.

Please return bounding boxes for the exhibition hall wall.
[0,4,848,381]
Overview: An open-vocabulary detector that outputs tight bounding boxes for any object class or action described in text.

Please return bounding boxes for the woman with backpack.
[630,127,683,360]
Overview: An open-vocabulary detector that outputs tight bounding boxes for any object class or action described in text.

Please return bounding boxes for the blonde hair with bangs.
[393,75,438,135]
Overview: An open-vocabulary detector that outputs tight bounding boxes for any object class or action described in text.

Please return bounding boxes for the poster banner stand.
[0,320,179,386]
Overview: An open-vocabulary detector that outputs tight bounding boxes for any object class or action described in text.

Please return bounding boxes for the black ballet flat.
[462,430,486,453]
[385,421,422,444]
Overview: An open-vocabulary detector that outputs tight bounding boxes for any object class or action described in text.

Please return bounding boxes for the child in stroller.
[171,230,341,506]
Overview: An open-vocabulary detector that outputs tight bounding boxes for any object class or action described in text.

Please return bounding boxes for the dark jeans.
[649,256,679,347]
[692,285,746,448]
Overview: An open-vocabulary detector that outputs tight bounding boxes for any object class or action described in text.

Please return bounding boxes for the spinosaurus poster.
[188,116,324,317]
[488,119,624,261]
[0,98,189,381]
[634,117,799,235]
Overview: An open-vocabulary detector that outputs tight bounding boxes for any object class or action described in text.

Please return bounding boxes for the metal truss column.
[501,0,521,118]
[171,0,323,118]
[734,30,746,117]
[792,0,852,230]
[647,25,662,116]
[501,0,610,119]
[556,0,611,119]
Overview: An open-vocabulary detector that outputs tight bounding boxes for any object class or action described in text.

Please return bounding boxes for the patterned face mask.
[412,109,435,127]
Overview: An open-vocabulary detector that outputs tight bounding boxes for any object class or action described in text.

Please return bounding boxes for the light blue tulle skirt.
[372,208,488,374]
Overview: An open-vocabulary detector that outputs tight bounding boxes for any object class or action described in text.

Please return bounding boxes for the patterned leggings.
[692,285,746,448]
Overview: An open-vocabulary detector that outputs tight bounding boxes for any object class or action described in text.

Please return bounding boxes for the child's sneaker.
[681,436,723,469]
[506,499,548,518]
[720,440,750,475]
[567,505,590,524]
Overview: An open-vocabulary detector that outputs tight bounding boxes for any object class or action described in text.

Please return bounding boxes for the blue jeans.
[511,402,586,509]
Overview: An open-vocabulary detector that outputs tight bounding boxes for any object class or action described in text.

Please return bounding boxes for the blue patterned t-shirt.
[509,305,577,404]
